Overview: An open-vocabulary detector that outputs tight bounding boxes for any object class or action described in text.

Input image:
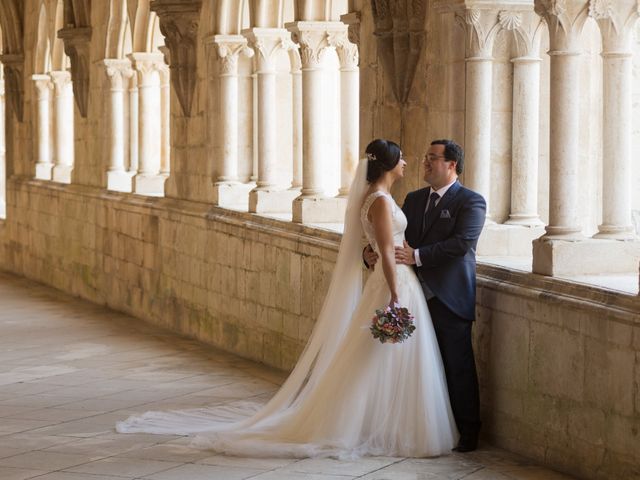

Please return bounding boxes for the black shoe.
[452,441,477,453]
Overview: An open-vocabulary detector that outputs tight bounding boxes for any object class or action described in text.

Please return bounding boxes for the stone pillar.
[286,21,348,224]
[128,75,139,176]
[49,71,74,184]
[245,28,299,213]
[104,60,133,192]
[0,72,5,218]
[32,75,53,180]
[159,65,171,176]
[591,1,638,239]
[288,48,303,191]
[206,35,254,206]
[456,8,500,222]
[334,31,360,198]
[129,52,166,196]
[502,11,544,227]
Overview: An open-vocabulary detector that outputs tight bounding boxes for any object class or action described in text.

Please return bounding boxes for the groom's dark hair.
[431,139,464,175]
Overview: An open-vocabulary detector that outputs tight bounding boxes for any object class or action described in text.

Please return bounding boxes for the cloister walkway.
[0,271,577,480]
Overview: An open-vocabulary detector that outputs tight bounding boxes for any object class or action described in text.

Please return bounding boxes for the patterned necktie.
[422,192,440,234]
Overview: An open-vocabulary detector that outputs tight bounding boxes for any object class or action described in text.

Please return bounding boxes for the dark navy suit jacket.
[402,181,486,321]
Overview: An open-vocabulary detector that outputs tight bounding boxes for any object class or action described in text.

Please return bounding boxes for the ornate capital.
[329,30,359,69]
[455,8,501,58]
[588,0,640,52]
[150,0,202,117]
[499,10,545,58]
[49,70,73,95]
[208,35,254,76]
[58,26,92,117]
[286,22,346,69]
[534,0,590,53]
[128,53,166,85]
[0,54,25,122]
[103,59,134,91]
[32,74,53,98]
[244,28,294,73]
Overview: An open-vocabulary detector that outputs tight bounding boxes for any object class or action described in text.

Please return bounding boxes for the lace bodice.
[360,191,408,253]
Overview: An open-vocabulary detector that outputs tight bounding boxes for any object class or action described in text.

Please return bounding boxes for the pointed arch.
[50,0,66,70]
[106,0,131,59]
[34,2,51,74]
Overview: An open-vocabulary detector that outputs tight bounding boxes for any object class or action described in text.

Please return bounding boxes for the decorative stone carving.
[340,11,361,46]
[57,27,92,118]
[150,0,203,117]
[0,54,24,122]
[534,0,589,52]
[330,31,359,69]
[454,8,501,58]
[371,0,427,103]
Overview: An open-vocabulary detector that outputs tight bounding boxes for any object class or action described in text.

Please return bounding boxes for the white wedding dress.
[117,159,458,459]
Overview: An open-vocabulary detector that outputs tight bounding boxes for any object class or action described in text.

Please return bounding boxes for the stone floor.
[0,271,579,480]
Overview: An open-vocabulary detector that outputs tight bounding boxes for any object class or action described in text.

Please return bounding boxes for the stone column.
[0,72,5,218]
[288,48,303,191]
[334,31,360,198]
[49,71,74,184]
[245,28,299,213]
[286,21,349,224]
[159,65,171,176]
[32,75,53,180]
[502,11,544,227]
[128,75,139,175]
[456,8,500,222]
[591,1,638,239]
[104,59,133,192]
[129,52,166,196]
[206,35,254,206]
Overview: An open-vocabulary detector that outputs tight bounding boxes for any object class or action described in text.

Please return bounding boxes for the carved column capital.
[286,21,346,69]
[206,35,254,76]
[150,0,202,117]
[588,0,640,53]
[103,59,134,91]
[329,30,359,70]
[58,26,92,117]
[534,0,590,53]
[243,28,294,73]
[454,8,502,58]
[0,53,25,121]
[32,74,53,96]
[49,70,73,94]
[128,52,166,86]
[499,10,546,58]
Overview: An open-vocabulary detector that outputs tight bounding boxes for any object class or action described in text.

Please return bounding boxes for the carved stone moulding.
[0,53,25,122]
[435,0,534,13]
[150,0,203,117]
[58,26,92,118]
[371,0,427,104]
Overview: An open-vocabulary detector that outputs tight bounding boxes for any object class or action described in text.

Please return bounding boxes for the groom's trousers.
[427,296,481,440]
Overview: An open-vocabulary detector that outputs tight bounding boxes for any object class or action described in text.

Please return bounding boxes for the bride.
[117,139,458,458]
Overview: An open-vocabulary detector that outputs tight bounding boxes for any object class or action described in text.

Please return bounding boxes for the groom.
[365,139,485,452]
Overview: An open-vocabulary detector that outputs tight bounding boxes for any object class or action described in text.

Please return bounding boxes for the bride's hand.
[389,294,399,308]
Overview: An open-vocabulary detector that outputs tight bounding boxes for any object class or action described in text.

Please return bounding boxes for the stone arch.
[106,0,133,59]
[50,0,66,71]
[250,0,294,28]
[295,0,348,21]
[0,0,23,54]
[34,2,51,74]
[215,0,249,34]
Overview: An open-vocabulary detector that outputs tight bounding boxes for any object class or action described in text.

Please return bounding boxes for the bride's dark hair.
[365,139,401,183]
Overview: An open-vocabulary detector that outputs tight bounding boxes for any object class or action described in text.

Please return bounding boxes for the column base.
[593,225,637,240]
[52,165,73,184]
[107,171,133,193]
[133,174,166,197]
[505,214,545,227]
[292,195,347,224]
[477,223,545,256]
[212,182,254,208]
[35,163,53,181]
[249,188,300,214]
[532,237,640,276]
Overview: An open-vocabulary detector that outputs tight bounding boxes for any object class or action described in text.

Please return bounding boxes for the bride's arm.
[368,197,398,305]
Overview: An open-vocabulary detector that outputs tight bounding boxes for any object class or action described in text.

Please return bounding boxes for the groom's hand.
[395,241,416,265]
[363,245,379,270]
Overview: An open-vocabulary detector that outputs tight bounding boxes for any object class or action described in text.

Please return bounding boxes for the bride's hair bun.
[365,139,401,183]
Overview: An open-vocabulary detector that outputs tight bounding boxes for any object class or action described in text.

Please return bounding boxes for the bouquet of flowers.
[370,304,416,344]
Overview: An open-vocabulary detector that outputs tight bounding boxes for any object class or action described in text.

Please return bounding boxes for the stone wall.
[1,177,638,480]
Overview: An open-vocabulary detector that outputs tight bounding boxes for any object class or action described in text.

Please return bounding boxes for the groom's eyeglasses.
[424,154,447,163]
